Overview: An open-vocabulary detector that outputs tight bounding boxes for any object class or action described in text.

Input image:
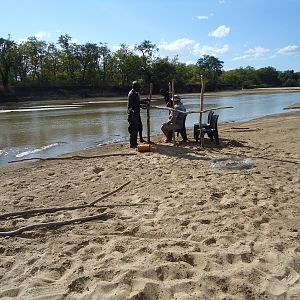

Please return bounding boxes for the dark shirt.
[127,89,140,117]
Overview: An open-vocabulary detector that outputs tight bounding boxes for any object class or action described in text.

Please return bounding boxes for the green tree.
[278,70,299,87]
[151,57,176,90]
[57,34,81,83]
[77,42,99,84]
[24,37,47,83]
[97,42,111,86]
[220,66,258,89]
[110,44,141,86]
[256,66,280,86]
[135,40,158,84]
[196,55,224,90]
[42,43,60,84]
[0,37,17,91]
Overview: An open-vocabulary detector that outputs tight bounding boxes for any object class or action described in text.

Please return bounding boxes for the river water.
[0,92,299,165]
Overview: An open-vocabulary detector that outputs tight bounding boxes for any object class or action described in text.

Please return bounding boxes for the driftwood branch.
[0,181,131,220]
[0,213,109,237]
[90,181,130,205]
[9,152,136,163]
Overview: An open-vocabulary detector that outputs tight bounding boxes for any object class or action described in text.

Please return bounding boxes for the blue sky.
[1,0,299,71]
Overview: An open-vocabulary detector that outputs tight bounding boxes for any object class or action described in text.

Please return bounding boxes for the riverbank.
[182,86,300,98]
[1,86,300,104]
[0,111,299,299]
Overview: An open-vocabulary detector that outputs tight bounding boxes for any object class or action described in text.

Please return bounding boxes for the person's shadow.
[150,135,252,161]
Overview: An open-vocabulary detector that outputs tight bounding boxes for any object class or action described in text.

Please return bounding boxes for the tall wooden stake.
[171,80,176,145]
[199,75,205,147]
[147,83,152,143]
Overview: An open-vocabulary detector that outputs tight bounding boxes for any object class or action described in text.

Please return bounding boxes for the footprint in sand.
[0,287,20,298]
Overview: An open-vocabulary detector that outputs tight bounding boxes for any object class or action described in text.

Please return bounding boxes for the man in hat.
[161,95,186,142]
[127,81,145,148]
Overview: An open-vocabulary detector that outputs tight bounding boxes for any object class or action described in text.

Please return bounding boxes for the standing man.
[127,81,144,148]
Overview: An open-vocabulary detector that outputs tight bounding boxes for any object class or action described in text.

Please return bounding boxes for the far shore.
[1,86,300,104]
[182,86,300,98]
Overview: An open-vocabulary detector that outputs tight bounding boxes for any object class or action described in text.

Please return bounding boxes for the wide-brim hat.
[172,95,182,102]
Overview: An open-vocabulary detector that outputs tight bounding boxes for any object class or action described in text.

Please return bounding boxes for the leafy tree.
[220,66,258,89]
[97,42,111,86]
[77,42,99,84]
[135,40,158,84]
[151,57,176,90]
[278,70,299,87]
[42,43,60,84]
[24,37,47,83]
[196,55,224,89]
[173,60,194,87]
[219,69,241,89]
[256,66,280,87]
[282,78,298,87]
[0,37,17,91]
[110,44,141,86]
[2,33,300,97]
[57,34,81,83]
[13,42,31,83]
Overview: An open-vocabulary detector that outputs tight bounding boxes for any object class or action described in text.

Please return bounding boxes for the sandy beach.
[0,111,299,299]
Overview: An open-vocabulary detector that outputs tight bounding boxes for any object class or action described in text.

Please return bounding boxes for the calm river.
[0,92,299,165]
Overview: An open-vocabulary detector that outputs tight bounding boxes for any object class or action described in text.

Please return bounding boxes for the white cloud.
[33,32,51,39]
[246,46,269,57]
[158,38,195,52]
[198,15,208,20]
[71,38,79,44]
[209,25,230,38]
[233,46,269,61]
[111,44,135,52]
[158,38,229,59]
[193,44,229,56]
[277,45,299,55]
[18,38,28,44]
[185,61,196,65]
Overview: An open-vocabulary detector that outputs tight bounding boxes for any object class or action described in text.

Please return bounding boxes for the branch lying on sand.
[0,181,131,220]
[9,152,136,163]
[224,128,261,132]
[0,213,109,237]
[90,181,130,205]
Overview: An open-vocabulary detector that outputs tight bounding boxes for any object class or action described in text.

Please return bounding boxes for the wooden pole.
[147,83,152,143]
[171,80,176,145]
[149,105,233,114]
[199,75,205,147]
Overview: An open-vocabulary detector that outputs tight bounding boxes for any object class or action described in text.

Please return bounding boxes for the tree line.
[1,34,300,99]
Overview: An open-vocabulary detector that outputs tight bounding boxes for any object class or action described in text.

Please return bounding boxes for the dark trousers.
[128,115,142,146]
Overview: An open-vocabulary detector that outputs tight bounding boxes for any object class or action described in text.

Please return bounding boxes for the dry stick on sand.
[9,152,136,163]
[0,213,109,237]
[0,181,131,220]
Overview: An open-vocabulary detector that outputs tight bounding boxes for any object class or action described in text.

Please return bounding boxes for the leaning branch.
[9,152,136,163]
[150,105,233,114]
[0,181,131,220]
[0,213,109,237]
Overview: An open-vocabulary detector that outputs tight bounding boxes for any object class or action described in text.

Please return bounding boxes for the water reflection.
[0,92,299,165]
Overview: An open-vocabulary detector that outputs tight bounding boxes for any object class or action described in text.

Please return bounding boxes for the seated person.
[161,95,186,142]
